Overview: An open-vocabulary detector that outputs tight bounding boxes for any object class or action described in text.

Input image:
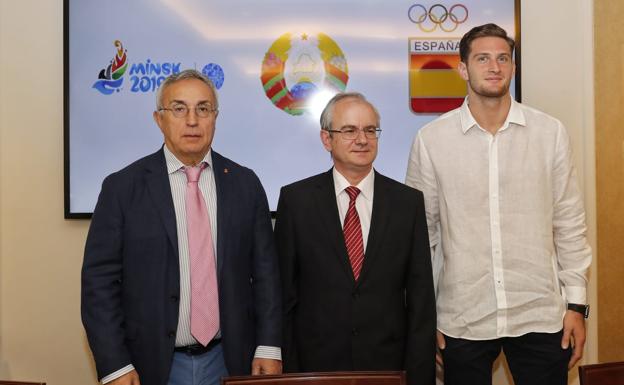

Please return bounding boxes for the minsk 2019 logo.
[92,40,225,96]
[261,33,349,116]
[93,40,128,95]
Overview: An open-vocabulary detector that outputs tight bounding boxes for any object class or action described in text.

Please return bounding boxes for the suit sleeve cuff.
[101,364,135,384]
[254,345,282,361]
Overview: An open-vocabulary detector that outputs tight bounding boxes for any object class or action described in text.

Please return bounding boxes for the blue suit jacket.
[81,148,281,385]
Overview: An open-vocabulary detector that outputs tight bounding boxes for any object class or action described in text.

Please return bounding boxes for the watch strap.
[567,303,590,318]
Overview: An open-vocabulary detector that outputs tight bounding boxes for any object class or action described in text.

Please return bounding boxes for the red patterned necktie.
[184,164,219,346]
[343,186,365,280]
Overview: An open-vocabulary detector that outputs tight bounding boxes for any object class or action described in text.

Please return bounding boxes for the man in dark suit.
[81,69,281,385]
[274,92,436,385]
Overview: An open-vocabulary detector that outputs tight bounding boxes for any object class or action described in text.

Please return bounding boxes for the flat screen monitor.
[64,0,520,217]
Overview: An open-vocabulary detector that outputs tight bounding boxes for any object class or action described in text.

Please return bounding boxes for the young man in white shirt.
[406,23,591,385]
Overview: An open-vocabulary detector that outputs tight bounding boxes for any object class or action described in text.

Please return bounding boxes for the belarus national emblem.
[261,33,349,116]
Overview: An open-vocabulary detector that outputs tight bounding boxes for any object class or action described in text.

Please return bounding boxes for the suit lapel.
[314,169,356,282]
[144,149,179,256]
[358,171,390,283]
[211,151,229,283]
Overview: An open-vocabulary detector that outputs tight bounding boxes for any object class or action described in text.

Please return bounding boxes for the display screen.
[64,0,519,217]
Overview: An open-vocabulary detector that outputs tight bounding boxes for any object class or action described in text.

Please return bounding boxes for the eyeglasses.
[327,126,382,140]
[158,103,217,118]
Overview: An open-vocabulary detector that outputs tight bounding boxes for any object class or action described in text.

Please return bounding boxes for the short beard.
[468,79,510,98]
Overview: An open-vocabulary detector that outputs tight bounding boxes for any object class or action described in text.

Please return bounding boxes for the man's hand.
[561,309,586,369]
[251,358,282,375]
[436,330,446,367]
[108,370,140,385]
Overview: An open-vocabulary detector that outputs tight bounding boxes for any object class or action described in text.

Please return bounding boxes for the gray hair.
[155,69,219,109]
[319,92,380,131]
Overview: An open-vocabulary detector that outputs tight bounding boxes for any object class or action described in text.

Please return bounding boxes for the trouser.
[167,343,229,385]
[441,330,572,385]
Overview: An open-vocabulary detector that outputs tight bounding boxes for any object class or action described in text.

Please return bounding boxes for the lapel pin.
[224,168,229,174]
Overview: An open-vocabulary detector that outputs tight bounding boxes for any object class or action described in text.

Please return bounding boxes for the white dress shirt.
[333,167,375,250]
[102,146,279,383]
[406,97,592,340]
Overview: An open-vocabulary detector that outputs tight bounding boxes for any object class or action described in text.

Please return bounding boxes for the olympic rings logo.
[408,3,469,33]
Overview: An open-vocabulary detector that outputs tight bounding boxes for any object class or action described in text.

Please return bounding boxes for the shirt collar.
[332,167,375,202]
[459,95,526,134]
[163,145,213,175]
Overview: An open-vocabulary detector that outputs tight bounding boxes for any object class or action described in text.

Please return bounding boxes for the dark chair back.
[222,371,406,385]
[579,361,624,385]
[0,381,45,385]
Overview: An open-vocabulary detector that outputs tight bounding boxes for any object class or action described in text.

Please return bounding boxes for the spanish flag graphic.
[409,38,466,113]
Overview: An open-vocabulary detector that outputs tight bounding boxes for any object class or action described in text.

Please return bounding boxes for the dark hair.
[459,23,515,63]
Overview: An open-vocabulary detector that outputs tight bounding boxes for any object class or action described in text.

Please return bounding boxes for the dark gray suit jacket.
[81,148,281,385]
[275,169,436,385]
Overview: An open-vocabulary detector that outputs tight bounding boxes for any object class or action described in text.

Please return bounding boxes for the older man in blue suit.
[81,69,281,385]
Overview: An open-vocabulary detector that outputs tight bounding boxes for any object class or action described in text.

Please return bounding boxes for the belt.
[174,338,222,356]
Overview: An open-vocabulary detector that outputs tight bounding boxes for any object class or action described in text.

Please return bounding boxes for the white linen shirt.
[405,97,592,340]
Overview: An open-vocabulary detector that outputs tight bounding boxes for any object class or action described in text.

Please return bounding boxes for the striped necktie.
[184,164,219,346]
[343,186,364,280]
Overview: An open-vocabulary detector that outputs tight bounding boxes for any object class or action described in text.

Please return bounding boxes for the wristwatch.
[567,303,590,318]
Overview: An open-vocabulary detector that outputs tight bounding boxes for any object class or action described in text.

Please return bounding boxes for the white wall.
[492,1,597,384]
[0,1,596,384]
[0,1,97,384]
